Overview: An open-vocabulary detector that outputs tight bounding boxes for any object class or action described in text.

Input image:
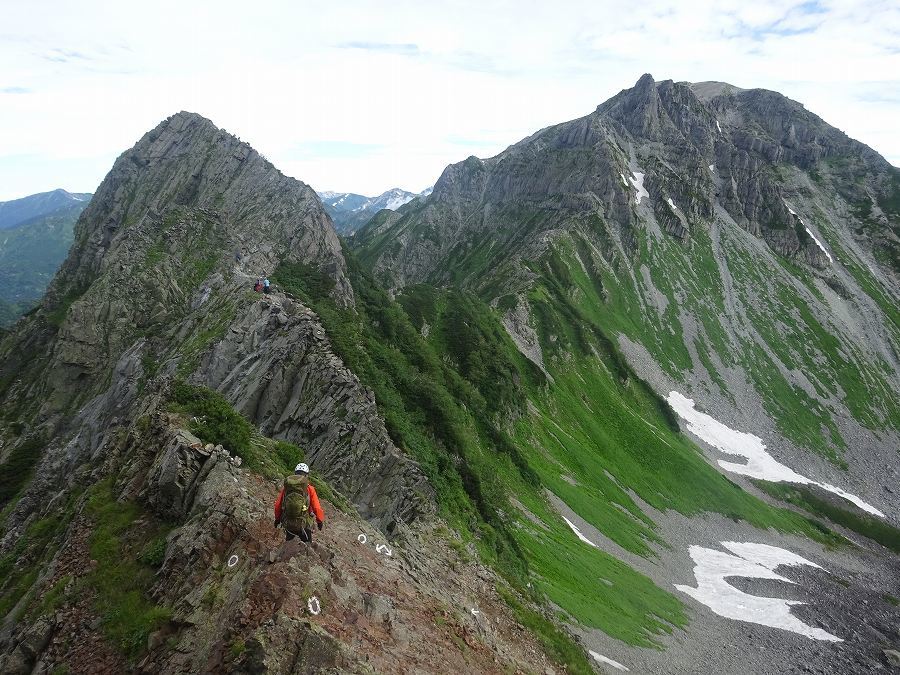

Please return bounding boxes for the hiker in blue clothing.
[263,277,271,294]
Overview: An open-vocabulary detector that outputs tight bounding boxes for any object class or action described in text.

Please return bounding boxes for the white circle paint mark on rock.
[227,554,239,568]
[307,597,321,615]
[357,533,368,544]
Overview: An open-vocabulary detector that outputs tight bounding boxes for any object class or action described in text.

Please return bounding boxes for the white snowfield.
[666,392,884,517]
[589,650,630,671]
[666,197,679,211]
[675,542,842,642]
[627,172,649,205]
[562,515,598,548]
[384,193,415,210]
[785,203,833,263]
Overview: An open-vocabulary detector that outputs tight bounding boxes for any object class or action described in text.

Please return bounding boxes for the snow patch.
[804,226,833,263]
[716,119,722,133]
[589,651,630,671]
[675,542,841,642]
[708,164,715,172]
[385,194,415,210]
[620,173,629,187]
[627,172,649,205]
[666,392,884,517]
[562,516,598,548]
[784,201,833,263]
[666,197,679,211]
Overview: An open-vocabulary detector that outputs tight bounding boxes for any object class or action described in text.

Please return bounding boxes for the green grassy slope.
[274,249,847,650]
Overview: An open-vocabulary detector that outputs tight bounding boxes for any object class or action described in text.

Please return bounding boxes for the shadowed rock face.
[195,291,434,531]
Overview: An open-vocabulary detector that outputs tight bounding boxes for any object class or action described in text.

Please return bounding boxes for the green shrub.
[273,441,304,474]
[229,640,246,658]
[138,536,168,568]
[169,381,252,458]
[82,479,172,659]
[270,261,335,302]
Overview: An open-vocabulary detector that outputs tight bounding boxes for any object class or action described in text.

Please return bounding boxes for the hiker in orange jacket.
[274,462,325,543]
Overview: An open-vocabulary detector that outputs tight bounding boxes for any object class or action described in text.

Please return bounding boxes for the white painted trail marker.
[227,554,239,568]
[307,596,321,615]
[589,651,630,672]
[357,533,392,557]
[674,541,841,641]
[470,608,480,617]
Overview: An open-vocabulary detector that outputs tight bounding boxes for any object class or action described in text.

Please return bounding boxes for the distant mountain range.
[0,189,91,326]
[318,187,430,234]
[0,189,90,230]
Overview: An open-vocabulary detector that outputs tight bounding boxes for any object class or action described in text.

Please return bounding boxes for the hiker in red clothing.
[274,462,325,543]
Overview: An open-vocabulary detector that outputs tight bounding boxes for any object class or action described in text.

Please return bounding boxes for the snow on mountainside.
[0,189,92,230]
[318,187,429,234]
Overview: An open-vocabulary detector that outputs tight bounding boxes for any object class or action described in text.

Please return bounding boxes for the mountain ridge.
[0,189,91,230]
[0,83,899,675]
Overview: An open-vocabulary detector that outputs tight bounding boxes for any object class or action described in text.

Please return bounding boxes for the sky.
[1,0,898,201]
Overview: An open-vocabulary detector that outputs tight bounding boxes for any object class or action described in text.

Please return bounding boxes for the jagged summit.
[52,111,349,305]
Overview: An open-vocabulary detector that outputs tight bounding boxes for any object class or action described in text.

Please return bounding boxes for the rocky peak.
[51,111,350,308]
[598,73,665,139]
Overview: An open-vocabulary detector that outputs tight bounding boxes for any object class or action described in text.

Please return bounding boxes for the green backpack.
[282,474,314,532]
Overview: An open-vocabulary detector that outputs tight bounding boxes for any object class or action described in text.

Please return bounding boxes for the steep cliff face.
[360,75,898,286]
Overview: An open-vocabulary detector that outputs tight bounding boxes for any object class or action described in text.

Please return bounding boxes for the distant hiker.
[254,278,262,292]
[263,277,271,294]
[274,462,325,543]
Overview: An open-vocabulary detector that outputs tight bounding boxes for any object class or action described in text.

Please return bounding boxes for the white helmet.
[294,462,309,474]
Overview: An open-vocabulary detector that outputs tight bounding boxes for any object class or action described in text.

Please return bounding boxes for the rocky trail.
[2,410,560,675]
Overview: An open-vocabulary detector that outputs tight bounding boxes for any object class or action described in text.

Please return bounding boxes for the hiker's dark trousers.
[286,527,313,543]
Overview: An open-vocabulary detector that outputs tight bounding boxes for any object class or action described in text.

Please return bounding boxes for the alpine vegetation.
[0,74,898,675]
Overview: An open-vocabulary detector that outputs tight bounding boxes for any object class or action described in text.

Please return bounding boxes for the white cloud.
[0,0,898,200]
